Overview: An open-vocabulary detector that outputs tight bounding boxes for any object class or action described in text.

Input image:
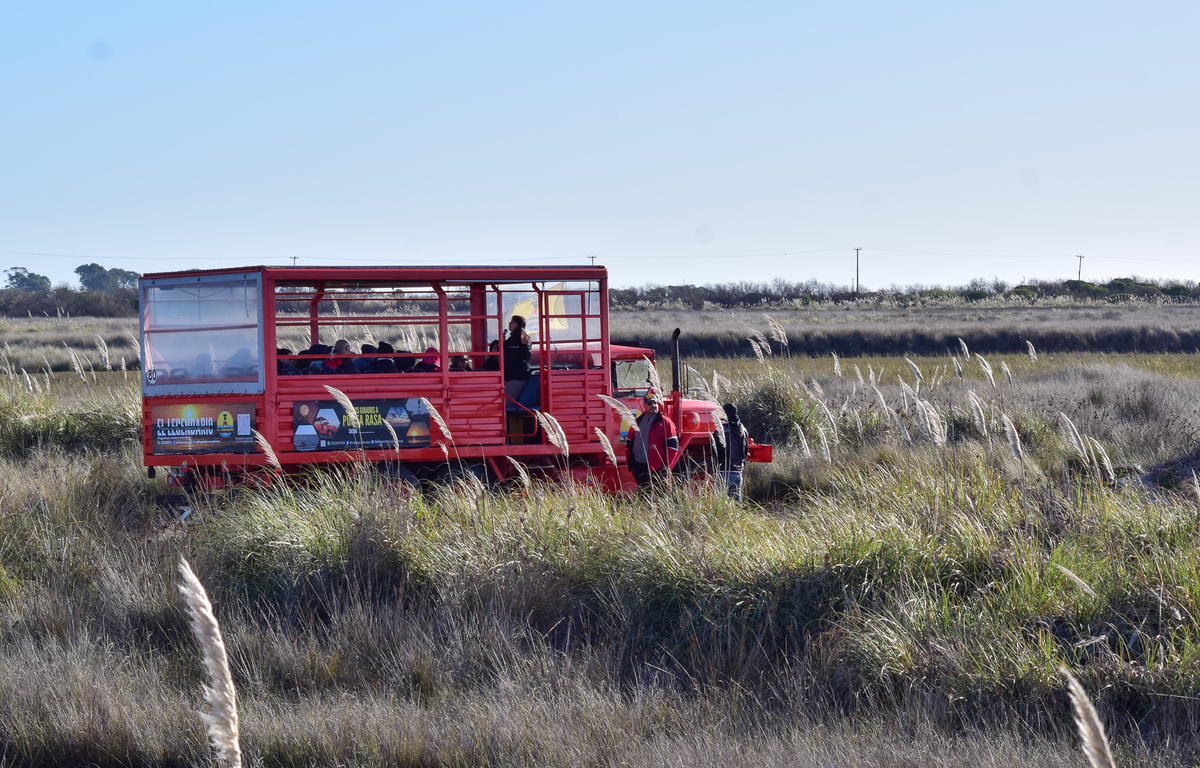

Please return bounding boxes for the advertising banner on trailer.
[151,403,256,455]
[291,398,432,452]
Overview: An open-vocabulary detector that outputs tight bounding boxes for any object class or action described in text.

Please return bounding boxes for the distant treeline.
[0,287,138,318]
[611,276,1200,309]
[2,264,139,317]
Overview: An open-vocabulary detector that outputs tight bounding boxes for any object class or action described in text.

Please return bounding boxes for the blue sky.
[2,2,1197,290]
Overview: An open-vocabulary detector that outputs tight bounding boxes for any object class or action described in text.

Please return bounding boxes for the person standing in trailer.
[502,315,532,401]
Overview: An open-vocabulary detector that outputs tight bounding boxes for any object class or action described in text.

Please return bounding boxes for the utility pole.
[291,256,299,266]
[1076,254,1084,281]
[588,255,597,266]
[854,247,862,295]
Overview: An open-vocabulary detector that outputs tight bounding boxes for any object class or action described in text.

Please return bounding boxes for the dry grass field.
[9,301,1200,373]
[614,304,1200,357]
[7,318,1200,765]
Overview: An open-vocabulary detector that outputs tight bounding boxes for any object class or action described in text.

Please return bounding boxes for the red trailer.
[138,265,769,493]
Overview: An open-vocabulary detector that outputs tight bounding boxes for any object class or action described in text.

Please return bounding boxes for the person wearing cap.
[714,402,750,501]
[626,391,679,490]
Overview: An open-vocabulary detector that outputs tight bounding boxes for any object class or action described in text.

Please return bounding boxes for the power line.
[5,245,1200,266]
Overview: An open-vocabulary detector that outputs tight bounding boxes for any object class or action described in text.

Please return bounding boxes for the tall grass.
[5,349,1200,764]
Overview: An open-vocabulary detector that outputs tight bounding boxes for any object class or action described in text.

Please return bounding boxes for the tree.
[75,263,117,293]
[3,267,51,292]
[109,268,140,290]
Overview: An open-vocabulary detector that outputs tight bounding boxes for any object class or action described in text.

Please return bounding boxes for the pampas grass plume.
[642,355,664,395]
[817,400,839,444]
[747,337,765,364]
[810,378,825,400]
[793,421,812,458]
[94,334,111,371]
[890,408,912,443]
[975,353,996,390]
[594,427,618,465]
[1002,413,1023,463]
[1060,667,1115,768]
[537,411,569,456]
[1054,564,1098,598]
[1060,412,1088,462]
[251,429,281,471]
[598,394,640,433]
[505,456,532,491]
[764,315,788,348]
[967,390,988,439]
[905,357,923,382]
[323,385,360,429]
[178,558,242,768]
[919,399,946,448]
[1000,360,1013,388]
[816,425,832,463]
[382,420,401,460]
[1087,437,1116,483]
[419,397,453,442]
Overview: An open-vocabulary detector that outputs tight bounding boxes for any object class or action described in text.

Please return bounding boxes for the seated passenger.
[376,341,408,372]
[355,344,377,373]
[221,347,257,377]
[369,356,398,373]
[193,353,216,378]
[301,344,334,374]
[411,347,440,373]
[449,355,472,372]
[481,340,501,371]
[331,339,358,374]
[276,348,301,376]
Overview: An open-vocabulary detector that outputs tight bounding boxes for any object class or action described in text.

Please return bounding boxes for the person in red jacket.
[626,391,679,490]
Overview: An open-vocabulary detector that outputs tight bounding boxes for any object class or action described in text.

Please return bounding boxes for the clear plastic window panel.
[143,280,260,386]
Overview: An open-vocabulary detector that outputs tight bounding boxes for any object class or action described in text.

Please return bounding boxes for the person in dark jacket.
[626,391,679,491]
[502,315,532,402]
[330,339,358,374]
[378,342,413,372]
[482,339,501,371]
[368,342,399,373]
[355,344,378,373]
[276,348,301,376]
[300,344,333,374]
[714,402,750,501]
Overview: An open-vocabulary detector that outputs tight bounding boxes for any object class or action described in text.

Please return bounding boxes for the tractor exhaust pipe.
[670,328,681,394]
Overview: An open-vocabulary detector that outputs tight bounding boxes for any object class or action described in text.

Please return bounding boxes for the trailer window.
[141,274,264,395]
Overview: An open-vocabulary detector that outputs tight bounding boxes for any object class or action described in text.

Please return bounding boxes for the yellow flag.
[508,284,569,337]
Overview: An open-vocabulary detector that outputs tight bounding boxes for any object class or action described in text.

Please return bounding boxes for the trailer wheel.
[433,461,489,489]
[377,461,420,491]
